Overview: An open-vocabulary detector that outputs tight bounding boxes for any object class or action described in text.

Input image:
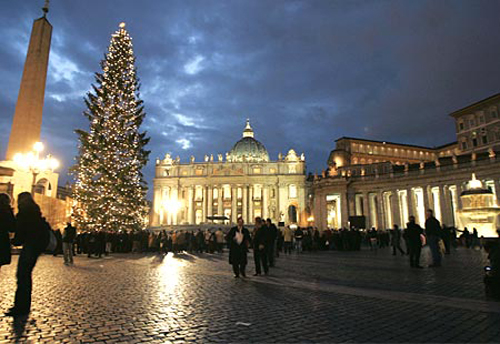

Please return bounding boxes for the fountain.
[457,173,500,238]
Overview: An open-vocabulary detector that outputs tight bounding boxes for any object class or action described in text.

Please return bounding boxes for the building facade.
[451,93,500,154]
[312,93,500,231]
[152,121,307,227]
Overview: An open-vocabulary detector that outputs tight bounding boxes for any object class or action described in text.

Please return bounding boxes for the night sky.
[1,0,500,199]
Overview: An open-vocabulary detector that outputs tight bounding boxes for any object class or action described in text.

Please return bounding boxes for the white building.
[151,120,308,227]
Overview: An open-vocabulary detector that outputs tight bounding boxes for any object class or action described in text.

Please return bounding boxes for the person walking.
[404,216,423,268]
[62,223,76,265]
[253,217,269,276]
[0,193,16,271]
[294,227,304,253]
[391,224,405,256]
[266,218,278,267]
[226,217,251,278]
[425,209,442,267]
[283,226,293,254]
[215,228,225,253]
[6,192,48,317]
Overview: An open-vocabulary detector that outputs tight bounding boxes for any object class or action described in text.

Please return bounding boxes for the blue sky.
[1,0,500,199]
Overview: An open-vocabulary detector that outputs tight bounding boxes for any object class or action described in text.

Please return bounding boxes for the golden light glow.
[13,142,59,173]
[163,198,182,215]
[33,141,44,153]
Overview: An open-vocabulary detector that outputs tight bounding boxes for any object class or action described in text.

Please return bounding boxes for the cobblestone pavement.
[1,246,500,343]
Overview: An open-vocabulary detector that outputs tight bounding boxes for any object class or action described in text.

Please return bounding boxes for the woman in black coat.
[0,193,16,269]
[227,217,251,278]
[6,192,47,317]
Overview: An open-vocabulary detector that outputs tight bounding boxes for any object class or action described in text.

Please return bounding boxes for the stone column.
[187,186,194,225]
[217,186,223,216]
[242,185,248,224]
[362,193,371,229]
[456,183,463,209]
[207,186,213,217]
[406,188,415,219]
[494,179,500,204]
[263,185,269,219]
[231,186,238,224]
[153,187,161,226]
[341,192,349,228]
[249,186,254,222]
[439,185,450,226]
[377,191,385,229]
[172,187,179,225]
[202,185,207,224]
[423,186,431,213]
[391,190,401,228]
[347,192,356,219]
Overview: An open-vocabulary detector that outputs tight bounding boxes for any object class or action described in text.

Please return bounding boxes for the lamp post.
[13,142,59,194]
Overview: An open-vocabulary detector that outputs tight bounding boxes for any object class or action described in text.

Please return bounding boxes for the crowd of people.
[2,190,500,319]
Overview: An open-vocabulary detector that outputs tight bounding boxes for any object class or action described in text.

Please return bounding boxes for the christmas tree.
[72,23,150,232]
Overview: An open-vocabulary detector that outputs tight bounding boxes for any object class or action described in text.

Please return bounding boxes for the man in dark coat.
[425,209,442,267]
[266,218,278,267]
[252,217,269,276]
[391,224,405,256]
[6,192,48,317]
[0,193,16,269]
[404,216,423,268]
[62,223,76,265]
[226,217,251,278]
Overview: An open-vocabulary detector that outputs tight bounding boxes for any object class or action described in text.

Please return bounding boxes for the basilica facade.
[151,120,308,227]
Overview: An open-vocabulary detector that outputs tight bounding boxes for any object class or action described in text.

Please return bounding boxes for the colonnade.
[154,182,303,226]
[317,177,500,230]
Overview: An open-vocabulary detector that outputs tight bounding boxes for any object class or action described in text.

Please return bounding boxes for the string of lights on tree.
[72,23,150,232]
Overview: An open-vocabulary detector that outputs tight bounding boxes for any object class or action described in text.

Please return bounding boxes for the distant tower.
[6,1,52,160]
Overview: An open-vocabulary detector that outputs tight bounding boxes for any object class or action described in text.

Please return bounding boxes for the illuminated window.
[289,184,297,198]
[195,186,203,200]
[182,170,188,176]
[253,167,261,174]
[237,187,242,199]
[270,168,276,174]
[213,188,218,199]
[223,185,231,199]
[254,185,262,199]
[195,169,203,176]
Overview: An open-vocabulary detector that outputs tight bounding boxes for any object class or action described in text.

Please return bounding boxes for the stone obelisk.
[6,1,52,160]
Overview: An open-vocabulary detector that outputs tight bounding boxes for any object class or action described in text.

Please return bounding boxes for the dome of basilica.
[228,120,270,163]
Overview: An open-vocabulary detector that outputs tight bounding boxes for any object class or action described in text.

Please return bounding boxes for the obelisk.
[6,1,52,160]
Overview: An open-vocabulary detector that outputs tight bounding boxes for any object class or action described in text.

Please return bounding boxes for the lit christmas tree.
[72,23,150,232]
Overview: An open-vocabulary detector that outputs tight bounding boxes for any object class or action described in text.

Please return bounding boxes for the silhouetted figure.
[0,193,16,270]
[404,216,423,268]
[425,209,442,267]
[62,223,76,265]
[6,192,48,317]
[253,217,269,276]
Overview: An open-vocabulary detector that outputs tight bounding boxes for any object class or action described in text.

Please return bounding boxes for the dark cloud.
[1,0,499,198]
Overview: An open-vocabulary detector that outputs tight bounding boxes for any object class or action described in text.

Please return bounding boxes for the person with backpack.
[6,192,48,318]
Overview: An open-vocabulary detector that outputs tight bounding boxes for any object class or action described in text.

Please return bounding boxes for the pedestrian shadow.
[11,315,34,342]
